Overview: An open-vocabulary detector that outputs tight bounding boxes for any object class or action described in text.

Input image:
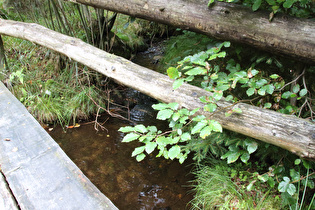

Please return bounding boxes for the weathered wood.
[66,0,315,64]
[0,19,314,161]
[0,171,19,210]
[0,81,118,209]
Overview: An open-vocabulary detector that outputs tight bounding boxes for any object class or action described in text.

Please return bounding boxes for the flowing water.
[49,44,195,209]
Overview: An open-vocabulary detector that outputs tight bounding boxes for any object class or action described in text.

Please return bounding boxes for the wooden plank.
[0,171,19,210]
[0,82,118,210]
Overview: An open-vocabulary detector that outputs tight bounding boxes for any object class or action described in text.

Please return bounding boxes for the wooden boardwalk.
[0,82,118,210]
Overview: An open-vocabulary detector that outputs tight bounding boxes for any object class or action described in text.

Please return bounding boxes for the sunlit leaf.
[145,142,157,154]
[210,120,222,132]
[180,132,191,141]
[204,103,217,112]
[136,153,146,161]
[299,89,307,97]
[270,74,279,79]
[168,145,181,160]
[122,133,140,142]
[185,67,206,76]
[132,146,145,157]
[157,109,174,120]
[134,124,148,133]
[167,67,180,79]
[292,84,300,93]
[191,121,207,134]
[173,78,184,89]
[118,126,135,133]
[246,88,255,96]
[200,126,212,139]
[241,152,250,163]
[152,103,169,110]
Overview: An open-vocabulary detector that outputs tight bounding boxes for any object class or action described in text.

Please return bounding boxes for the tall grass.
[190,160,281,209]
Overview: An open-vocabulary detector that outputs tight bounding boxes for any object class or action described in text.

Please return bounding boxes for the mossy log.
[66,0,315,64]
[0,19,314,161]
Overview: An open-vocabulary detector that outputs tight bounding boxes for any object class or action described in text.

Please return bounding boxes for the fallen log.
[66,0,315,64]
[0,19,314,160]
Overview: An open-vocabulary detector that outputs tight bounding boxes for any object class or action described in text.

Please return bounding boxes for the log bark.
[66,0,315,64]
[0,19,314,161]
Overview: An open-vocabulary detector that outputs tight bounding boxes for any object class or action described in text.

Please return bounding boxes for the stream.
[49,43,195,209]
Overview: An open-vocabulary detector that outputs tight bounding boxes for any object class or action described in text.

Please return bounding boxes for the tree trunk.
[65,0,315,64]
[0,19,314,161]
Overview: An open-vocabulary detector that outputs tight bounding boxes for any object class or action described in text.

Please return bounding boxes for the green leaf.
[287,183,296,196]
[191,121,207,134]
[270,74,279,79]
[145,142,157,154]
[240,152,250,163]
[167,67,180,79]
[181,132,191,141]
[264,103,272,109]
[283,0,295,8]
[292,84,300,93]
[265,84,275,94]
[168,102,179,110]
[213,91,223,101]
[119,126,135,133]
[258,88,266,96]
[134,124,148,133]
[204,103,217,112]
[185,67,206,76]
[172,112,181,121]
[278,177,290,192]
[222,150,241,164]
[157,109,174,120]
[132,146,145,157]
[152,103,169,110]
[200,126,212,139]
[299,89,307,97]
[122,133,140,142]
[210,120,222,132]
[255,79,268,88]
[225,95,234,101]
[168,145,181,160]
[173,78,184,89]
[216,84,230,91]
[294,159,301,165]
[245,140,258,154]
[252,0,262,11]
[136,153,146,161]
[282,91,293,99]
[246,88,255,96]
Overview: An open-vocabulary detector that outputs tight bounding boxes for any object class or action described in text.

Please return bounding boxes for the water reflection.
[49,117,194,209]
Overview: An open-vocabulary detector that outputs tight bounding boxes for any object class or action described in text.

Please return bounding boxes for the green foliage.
[190,160,282,209]
[208,0,315,19]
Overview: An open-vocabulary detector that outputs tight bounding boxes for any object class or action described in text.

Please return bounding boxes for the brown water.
[50,116,194,209]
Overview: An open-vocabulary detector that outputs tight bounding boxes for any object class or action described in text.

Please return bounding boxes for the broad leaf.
[191,121,207,134]
[246,88,255,96]
[119,126,135,133]
[122,133,140,142]
[145,142,157,154]
[132,146,145,157]
[134,124,148,133]
[200,126,212,139]
[167,67,180,79]
[168,145,181,160]
[136,153,146,162]
[173,78,184,89]
[157,109,174,120]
